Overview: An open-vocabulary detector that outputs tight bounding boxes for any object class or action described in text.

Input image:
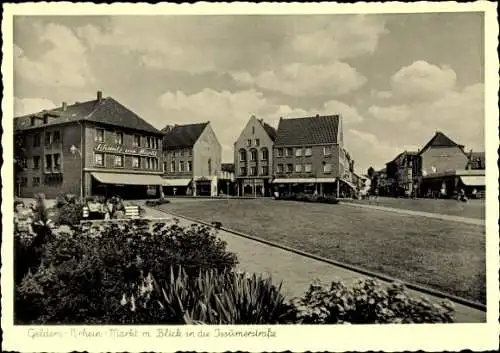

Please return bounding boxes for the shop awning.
[162,178,192,187]
[91,172,164,186]
[272,178,336,184]
[460,176,485,186]
[341,179,357,190]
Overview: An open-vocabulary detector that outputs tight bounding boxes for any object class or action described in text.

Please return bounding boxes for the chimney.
[62,102,67,111]
[97,90,103,101]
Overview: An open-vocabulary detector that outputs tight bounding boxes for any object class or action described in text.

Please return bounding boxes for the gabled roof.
[14,97,161,134]
[260,120,277,141]
[418,132,462,154]
[274,114,340,146]
[162,122,209,149]
[221,163,235,173]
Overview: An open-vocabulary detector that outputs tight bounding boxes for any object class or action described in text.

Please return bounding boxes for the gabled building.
[234,115,276,196]
[14,91,164,199]
[385,150,419,197]
[161,122,221,196]
[272,114,356,197]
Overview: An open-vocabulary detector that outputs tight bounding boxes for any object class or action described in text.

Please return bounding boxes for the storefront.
[272,178,338,197]
[90,172,164,199]
[419,170,485,198]
[162,178,192,196]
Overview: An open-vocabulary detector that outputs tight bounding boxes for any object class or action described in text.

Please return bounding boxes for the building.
[234,115,276,197]
[385,151,419,197]
[218,163,236,196]
[271,114,356,197]
[161,122,221,196]
[14,91,164,199]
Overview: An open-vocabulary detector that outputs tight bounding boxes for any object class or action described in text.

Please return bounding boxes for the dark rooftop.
[162,122,209,149]
[274,114,340,146]
[419,131,462,154]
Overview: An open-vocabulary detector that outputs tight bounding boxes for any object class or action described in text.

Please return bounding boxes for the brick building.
[14,91,164,199]
[272,114,356,197]
[385,151,419,197]
[234,115,276,197]
[161,122,221,196]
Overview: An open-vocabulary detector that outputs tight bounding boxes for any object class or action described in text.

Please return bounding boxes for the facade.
[218,163,236,196]
[385,151,419,197]
[14,91,164,199]
[234,115,276,197]
[162,122,222,196]
[272,114,356,197]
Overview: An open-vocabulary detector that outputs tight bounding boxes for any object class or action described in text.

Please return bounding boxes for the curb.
[149,205,486,312]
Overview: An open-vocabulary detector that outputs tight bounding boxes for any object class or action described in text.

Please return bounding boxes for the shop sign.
[94,143,158,157]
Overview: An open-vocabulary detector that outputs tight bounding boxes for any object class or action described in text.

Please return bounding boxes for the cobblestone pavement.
[140,204,486,323]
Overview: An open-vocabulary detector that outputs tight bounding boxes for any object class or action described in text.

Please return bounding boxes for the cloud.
[316,100,364,124]
[390,60,457,101]
[14,22,94,87]
[368,104,411,122]
[232,62,366,97]
[14,97,56,116]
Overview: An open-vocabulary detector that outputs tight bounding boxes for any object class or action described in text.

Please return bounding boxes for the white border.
[2,2,499,352]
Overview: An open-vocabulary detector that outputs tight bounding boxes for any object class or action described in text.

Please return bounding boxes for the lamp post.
[70,145,84,199]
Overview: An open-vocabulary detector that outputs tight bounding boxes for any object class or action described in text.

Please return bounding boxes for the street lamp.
[70,145,84,199]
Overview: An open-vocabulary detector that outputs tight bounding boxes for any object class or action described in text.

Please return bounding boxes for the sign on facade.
[94,143,158,157]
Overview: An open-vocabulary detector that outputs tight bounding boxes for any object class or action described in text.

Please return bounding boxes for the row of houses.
[373,131,486,198]
[14,91,356,199]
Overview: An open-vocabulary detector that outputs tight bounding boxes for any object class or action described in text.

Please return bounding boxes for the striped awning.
[272,178,336,184]
[91,172,164,186]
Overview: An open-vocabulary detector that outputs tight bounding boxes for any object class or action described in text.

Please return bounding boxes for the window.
[255,139,260,146]
[188,149,192,157]
[33,156,41,170]
[163,162,168,172]
[295,148,303,157]
[251,149,258,161]
[95,153,104,167]
[276,164,284,173]
[145,157,151,169]
[45,155,52,172]
[95,129,104,143]
[132,156,140,169]
[239,150,246,162]
[153,158,159,170]
[187,161,192,172]
[171,161,176,172]
[305,164,312,173]
[261,148,269,161]
[305,147,312,157]
[30,117,35,127]
[323,146,332,156]
[53,153,61,172]
[239,167,247,175]
[208,158,212,175]
[19,177,28,186]
[252,126,255,135]
[45,132,52,146]
[179,161,184,172]
[261,166,269,176]
[285,148,293,157]
[180,150,184,157]
[250,166,257,176]
[115,132,124,145]
[21,157,28,169]
[33,177,41,186]
[295,164,302,172]
[286,164,293,173]
[114,155,124,168]
[33,133,41,147]
[323,163,333,173]
[247,139,252,147]
[53,131,61,144]
[277,148,283,157]
[133,135,141,147]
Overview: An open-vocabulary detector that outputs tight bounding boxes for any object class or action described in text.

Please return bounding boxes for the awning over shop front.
[340,179,357,190]
[272,178,336,184]
[460,176,485,186]
[91,172,164,186]
[162,178,192,187]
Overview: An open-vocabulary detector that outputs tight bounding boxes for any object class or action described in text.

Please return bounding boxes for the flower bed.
[145,198,171,207]
[275,193,339,204]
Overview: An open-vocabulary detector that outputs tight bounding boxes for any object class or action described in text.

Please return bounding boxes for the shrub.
[55,202,84,226]
[15,220,238,324]
[145,199,171,207]
[290,279,455,324]
[275,194,339,204]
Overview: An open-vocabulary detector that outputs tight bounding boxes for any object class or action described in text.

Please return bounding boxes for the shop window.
[305,147,312,157]
[133,134,141,147]
[114,155,124,168]
[95,129,104,143]
[115,132,124,145]
[33,156,41,170]
[95,153,104,167]
[132,156,140,169]
[33,133,41,147]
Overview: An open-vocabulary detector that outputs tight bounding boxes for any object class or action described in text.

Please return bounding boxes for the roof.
[221,163,235,173]
[162,122,209,149]
[274,114,340,146]
[419,132,462,154]
[260,120,277,141]
[14,97,161,134]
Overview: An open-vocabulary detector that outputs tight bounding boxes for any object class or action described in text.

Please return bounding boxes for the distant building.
[272,114,356,197]
[234,115,276,197]
[218,163,236,196]
[14,91,164,199]
[385,151,419,197]
[468,151,485,170]
[161,122,221,196]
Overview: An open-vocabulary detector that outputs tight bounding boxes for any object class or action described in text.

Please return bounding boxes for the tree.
[367,166,375,180]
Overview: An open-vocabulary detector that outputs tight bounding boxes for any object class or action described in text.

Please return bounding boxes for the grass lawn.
[347,197,485,220]
[158,199,486,304]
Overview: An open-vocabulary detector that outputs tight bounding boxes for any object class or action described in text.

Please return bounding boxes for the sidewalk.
[140,204,486,323]
[340,201,485,226]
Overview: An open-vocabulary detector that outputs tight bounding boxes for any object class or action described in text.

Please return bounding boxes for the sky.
[13,12,485,173]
